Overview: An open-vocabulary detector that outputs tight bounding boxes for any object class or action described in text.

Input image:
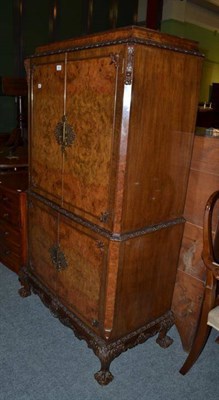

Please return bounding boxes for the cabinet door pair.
[28,196,108,328]
[30,49,124,227]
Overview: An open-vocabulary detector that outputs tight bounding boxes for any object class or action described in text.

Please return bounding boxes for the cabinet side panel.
[112,223,184,338]
[122,45,202,231]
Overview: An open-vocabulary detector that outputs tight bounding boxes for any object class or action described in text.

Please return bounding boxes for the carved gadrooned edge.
[30,37,204,59]
[28,191,185,242]
[18,267,174,385]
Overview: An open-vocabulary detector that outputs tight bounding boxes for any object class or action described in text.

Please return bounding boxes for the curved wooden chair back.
[180,190,219,375]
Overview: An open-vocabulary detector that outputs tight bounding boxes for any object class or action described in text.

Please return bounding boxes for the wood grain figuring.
[35,25,200,55]
[185,136,219,229]
[172,269,204,351]
[63,54,118,220]
[122,46,202,231]
[113,223,184,338]
[29,198,58,292]
[103,240,120,339]
[57,213,107,326]
[31,58,65,203]
[178,222,206,281]
[173,135,219,350]
[184,169,219,228]
[29,195,108,329]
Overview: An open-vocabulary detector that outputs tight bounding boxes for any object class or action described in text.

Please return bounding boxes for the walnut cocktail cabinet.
[20,27,203,385]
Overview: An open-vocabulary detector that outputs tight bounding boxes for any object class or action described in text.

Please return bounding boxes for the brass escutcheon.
[49,244,68,272]
[55,115,76,152]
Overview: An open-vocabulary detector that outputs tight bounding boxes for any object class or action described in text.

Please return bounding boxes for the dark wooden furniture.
[180,190,219,375]
[172,133,219,351]
[0,171,27,273]
[196,83,219,129]
[196,109,219,128]
[0,76,28,273]
[19,26,203,385]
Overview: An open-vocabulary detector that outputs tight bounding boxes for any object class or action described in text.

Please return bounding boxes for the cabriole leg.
[156,315,174,348]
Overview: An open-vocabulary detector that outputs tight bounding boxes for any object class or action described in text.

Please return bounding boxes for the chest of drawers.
[0,171,28,273]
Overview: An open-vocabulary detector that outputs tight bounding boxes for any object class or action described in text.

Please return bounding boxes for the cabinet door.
[63,53,120,225]
[56,214,108,327]
[28,196,108,329]
[31,59,65,204]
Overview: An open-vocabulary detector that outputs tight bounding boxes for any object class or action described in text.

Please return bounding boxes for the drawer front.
[28,197,108,328]
[0,189,19,210]
[0,207,20,227]
[0,242,21,272]
[0,220,21,247]
[0,190,20,227]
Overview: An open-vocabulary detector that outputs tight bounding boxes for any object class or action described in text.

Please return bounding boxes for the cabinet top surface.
[33,25,202,57]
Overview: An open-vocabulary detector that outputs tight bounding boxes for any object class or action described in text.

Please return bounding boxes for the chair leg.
[179,324,211,375]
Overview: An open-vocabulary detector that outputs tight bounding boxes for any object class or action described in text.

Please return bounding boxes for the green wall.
[161,19,219,102]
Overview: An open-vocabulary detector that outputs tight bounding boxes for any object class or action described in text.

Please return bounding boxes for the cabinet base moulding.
[19,266,174,385]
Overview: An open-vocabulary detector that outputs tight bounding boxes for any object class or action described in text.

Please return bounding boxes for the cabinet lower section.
[20,193,184,384]
[19,267,174,385]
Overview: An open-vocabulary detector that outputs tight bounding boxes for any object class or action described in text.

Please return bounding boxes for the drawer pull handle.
[3,197,8,201]
[3,213,9,218]
[49,245,68,272]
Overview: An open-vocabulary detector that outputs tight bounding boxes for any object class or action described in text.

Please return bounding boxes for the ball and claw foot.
[94,370,114,385]
[18,285,31,298]
[156,334,173,349]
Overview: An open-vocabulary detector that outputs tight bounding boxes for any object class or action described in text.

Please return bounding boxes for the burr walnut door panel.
[56,214,108,328]
[28,197,59,295]
[30,51,122,228]
[62,53,121,226]
[30,57,65,205]
[28,196,108,328]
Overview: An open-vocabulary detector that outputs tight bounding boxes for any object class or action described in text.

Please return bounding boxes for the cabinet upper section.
[29,47,125,229]
[26,26,203,235]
